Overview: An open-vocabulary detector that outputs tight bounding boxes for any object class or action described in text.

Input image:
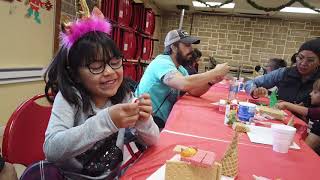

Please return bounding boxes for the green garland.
[196,0,234,9]
[298,0,320,13]
[246,0,320,13]
[194,0,320,13]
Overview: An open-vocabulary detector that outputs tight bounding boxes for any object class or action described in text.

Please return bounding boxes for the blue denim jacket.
[244,67,287,95]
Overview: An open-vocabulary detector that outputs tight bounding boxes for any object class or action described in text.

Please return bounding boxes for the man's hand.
[108,103,139,128]
[210,63,230,82]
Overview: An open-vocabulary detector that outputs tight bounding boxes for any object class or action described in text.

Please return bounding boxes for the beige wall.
[0,81,45,126]
[0,1,55,126]
[159,13,320,72]
[0,1,55,68]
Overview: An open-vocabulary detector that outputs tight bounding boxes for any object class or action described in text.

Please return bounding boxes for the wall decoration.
[24,0,53,24]
[195,0,320,13]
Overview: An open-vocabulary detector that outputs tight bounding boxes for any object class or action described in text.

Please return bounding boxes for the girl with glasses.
[42,7,159,179]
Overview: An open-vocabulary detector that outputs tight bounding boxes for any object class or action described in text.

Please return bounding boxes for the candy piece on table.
[173,145,188,153]
[180,147,197,157]
[181,150,205,166]
[181,149,216,167]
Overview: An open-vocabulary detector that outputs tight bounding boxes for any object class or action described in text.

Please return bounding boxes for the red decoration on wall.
[24,0,52,24]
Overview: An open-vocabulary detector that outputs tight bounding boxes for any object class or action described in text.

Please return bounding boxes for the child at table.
[276,79,320,154]
[43,6,159,179]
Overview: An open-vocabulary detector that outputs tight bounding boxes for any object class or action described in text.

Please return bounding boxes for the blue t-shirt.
[135,54,189,122]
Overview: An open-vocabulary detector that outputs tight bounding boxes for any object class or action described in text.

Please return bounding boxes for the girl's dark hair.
[290,53,298,66]
[44,31,130,114]
[191,48,202,60]
[269,58,287,70]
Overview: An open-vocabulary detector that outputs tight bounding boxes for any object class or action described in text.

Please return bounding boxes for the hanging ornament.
[24,0,53,24]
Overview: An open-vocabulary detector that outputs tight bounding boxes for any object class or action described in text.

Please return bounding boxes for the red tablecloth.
[122,84,319,180]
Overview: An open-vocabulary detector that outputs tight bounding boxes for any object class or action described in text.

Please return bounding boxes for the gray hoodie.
[44,91,159,179]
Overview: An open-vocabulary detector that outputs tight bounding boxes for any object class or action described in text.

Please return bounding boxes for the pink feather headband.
[60,7,112,49]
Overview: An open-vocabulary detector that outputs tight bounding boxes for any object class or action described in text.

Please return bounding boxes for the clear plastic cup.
[271,124,296,153]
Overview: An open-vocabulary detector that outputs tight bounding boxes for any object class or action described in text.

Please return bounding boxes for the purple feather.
[60,16,112,49]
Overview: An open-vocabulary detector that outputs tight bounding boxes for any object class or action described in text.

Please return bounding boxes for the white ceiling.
[149,0,320,21]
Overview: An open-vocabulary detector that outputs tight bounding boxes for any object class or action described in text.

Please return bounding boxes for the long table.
[122,84,319,180]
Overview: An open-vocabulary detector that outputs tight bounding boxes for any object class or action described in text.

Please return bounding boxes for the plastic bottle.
[238,77,244,92]
[228,78,238,101]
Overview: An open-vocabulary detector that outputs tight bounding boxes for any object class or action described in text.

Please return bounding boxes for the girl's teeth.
[106,80,115,84]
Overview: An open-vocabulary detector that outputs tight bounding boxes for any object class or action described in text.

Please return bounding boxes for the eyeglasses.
[296,54,318,64]
[86,57,123,74]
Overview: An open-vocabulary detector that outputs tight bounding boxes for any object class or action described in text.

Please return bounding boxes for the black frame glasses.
[295,54,318,64]
[86,57,123,74]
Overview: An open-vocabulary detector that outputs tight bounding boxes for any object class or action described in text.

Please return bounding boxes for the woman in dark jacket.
[245,38,320,107]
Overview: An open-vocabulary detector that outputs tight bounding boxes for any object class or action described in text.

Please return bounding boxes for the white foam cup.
[271,124,296,153]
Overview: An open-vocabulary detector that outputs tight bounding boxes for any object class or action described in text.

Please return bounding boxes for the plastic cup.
[271,124,296,153]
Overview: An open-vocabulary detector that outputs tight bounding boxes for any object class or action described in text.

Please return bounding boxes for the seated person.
[183,48,202,75]
[43,7,159,179]
[265,58,287,73]
[245,38,320,107]
[264,58,287,93]
[253,65,266,77]
[276,79,320,154]
[135,29,230,128]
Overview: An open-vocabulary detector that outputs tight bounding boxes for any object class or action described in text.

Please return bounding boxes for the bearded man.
[136,29,230,128]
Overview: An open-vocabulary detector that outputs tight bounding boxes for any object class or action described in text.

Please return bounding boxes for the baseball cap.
[164,29,200,47]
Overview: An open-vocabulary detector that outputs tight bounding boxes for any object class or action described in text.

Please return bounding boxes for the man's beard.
[176,49,192,66]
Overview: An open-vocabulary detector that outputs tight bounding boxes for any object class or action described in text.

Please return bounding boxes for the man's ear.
[171,45,177,53]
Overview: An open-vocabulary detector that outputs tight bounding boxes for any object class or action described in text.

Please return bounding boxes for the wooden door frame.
[54,0,61,54]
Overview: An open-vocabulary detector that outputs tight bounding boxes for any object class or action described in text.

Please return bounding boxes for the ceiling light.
[280,7,319,14]
[192,1,235,9]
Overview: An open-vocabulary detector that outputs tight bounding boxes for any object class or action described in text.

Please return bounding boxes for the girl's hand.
[137,93,153,121]
[276,101,288,110]
[108,103,139,128]
[252,87,268,98]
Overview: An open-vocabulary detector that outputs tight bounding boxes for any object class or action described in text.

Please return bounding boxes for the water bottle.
[238,77,244,92]
[228,79,238,101]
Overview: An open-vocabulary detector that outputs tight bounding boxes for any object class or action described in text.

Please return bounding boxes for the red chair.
[2,94,52,166]
[2,93,142,174]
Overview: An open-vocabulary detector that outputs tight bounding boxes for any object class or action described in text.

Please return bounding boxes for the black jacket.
[277,67,320,107]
